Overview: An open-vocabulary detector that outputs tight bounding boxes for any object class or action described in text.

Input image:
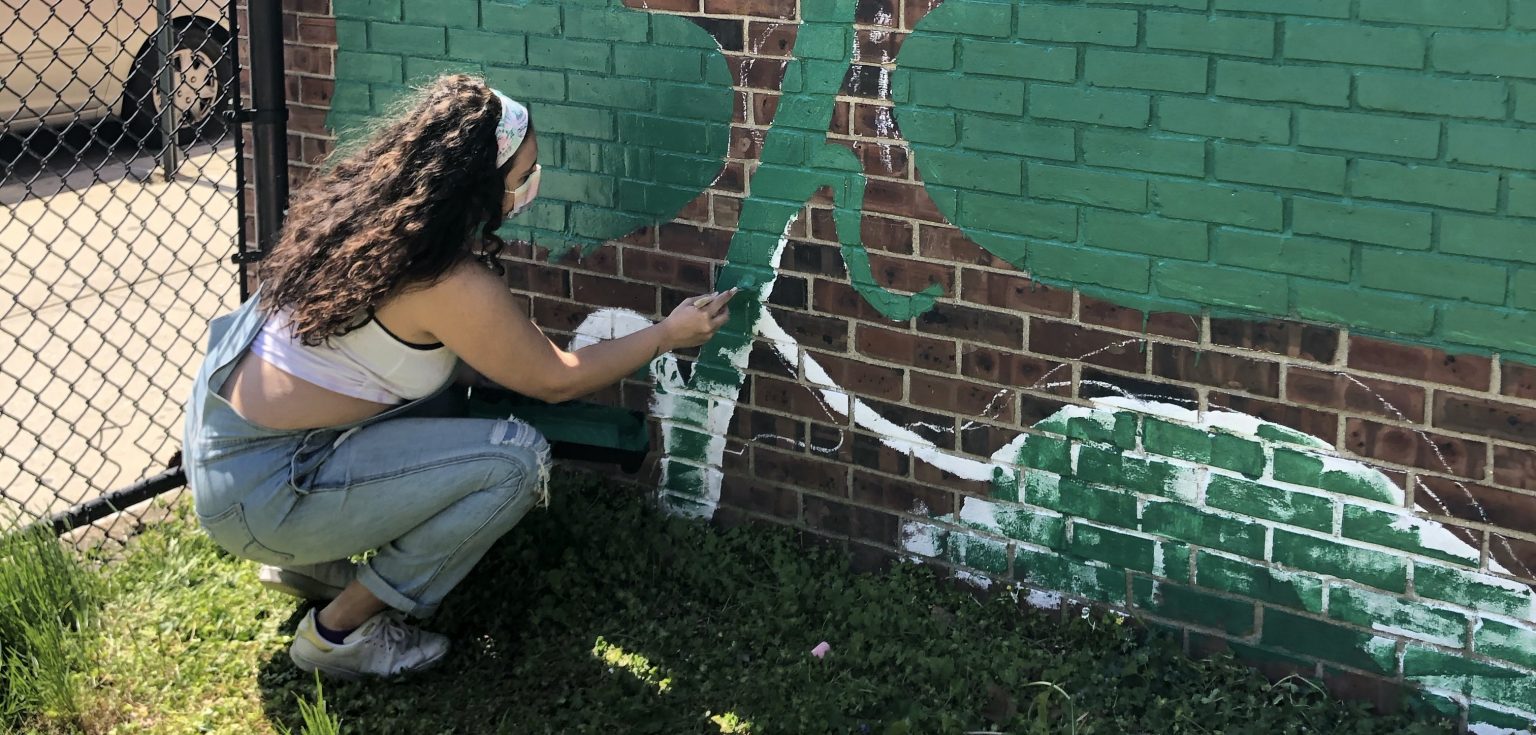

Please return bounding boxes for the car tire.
[123,21,231,146]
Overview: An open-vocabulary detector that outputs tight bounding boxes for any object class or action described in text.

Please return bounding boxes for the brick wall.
[256,0,1536,730]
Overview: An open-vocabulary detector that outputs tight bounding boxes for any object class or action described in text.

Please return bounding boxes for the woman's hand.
[660,288,738,351]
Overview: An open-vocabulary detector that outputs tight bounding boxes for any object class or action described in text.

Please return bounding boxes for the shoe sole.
[257,567,345,602]
[290,646,449,682]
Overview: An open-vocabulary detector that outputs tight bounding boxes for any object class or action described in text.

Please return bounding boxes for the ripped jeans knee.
[490,416,553,507]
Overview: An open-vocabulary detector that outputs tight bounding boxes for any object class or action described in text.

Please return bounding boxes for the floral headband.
[491,89,530,167]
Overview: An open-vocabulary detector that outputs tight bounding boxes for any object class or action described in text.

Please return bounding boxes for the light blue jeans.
[181,293,551,618]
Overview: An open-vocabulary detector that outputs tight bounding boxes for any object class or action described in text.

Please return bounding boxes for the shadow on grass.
[252,473,1455,735]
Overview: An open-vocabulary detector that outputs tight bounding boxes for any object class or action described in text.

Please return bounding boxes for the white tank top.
[249,308,457,404]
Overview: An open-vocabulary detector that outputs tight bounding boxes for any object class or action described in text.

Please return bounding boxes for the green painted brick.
[614,46,704,82]
[1353,160,1499,213]
[1273,449,1324,487]
[656,83,729,122]
[1206,474,1334,532]
[1017,5,1138,46]
[1258,424,1330,449]
[964,192,1078,241]
[790,26,850,60]
[1215,144,1347,195]
[568,76,652,107]
[1211,434,1266,478]
[1297,110,1439,159]
[1435,32,1536,78]
[1087,0,1204,8]
[536,103,615,140]
[917,148,1021,195]
[1144,419,1213,462]
[485,65,564,101]
[403,57,480,84]
[1292,197,1432,250]
[541,170,616,207]
[1214,0,1349,18]
[1070,524,1158,573]
[1341,505,1481,567]
[1020,435,1073,475]
[1028,241,1151,293]
[1158,98,1289,145]
[479,2,561,35]
[1448,123,1536,171]
[1197,552,1324,612]
[404,0,475,28]
[1273,529,1409,592]
[448,29,526,64]
[1475,619,1536,670]
[1030,84,1150,129]
[1360,250,1506,305]
[1085,210,1209,260]
[563,6,648,42]
[913,73,1023,114]
[1515,269,1536,310]
[1442,305,1536,354]
[1152,181,1282,231]
[960,40,1075,82]
[1146,12,1274,58]
[1512,175,1536,217]
[996,506,1067,548]
[1519,82,1536,123]
[1133,578,1257,635]
[1083,130,1204,177]
[1317,468,1401,504]
[1027,476,1139,528]
[370,22,445,55]
[1143,502,1266,559]
[1403,646,1536,703]
[1262,609,1396,672]
[917,0,1012,37]
[1468,704,1536,734]
[1212,229,1351,281]
[1123,456,1195,502]
[335,0,399,21]
[1519,0,1536,28]
[1216,60,1348,107]
[899,35,955,70]
[331,81,371,113]
[1029,164,1148,212]
[1064,413,1138,450]
[1356,72,1508,120]
[1086,49,1207,94]
[1442,214,1536,264]
[1329,586,1468,648]
[336,19,368,48]
[944,531,1011,576]
[1075,444,1123,487]
[901,108,957,146]
[336,51,402,83]
[1285,21,1426,68]
[529,36,610,73]
[961,117,1074,160]
[1015,547,1129,605]
[1361,0,1507,28]
[1157,262,1288,314]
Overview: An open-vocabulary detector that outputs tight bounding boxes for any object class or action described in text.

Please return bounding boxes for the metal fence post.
[248,0,289,268]
[154,0,183,178]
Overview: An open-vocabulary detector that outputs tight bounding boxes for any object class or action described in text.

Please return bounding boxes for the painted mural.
[331,0,1536,730]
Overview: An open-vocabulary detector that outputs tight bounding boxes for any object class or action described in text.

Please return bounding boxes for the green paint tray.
[464,387,651,473]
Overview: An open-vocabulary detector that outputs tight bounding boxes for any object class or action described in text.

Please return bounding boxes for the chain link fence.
[2,0,245,546]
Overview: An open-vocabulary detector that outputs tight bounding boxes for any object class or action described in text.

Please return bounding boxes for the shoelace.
[359,611,416,653]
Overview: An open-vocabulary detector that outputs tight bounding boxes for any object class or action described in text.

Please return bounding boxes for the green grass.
[13,471,1456,734]
[0,526,100,733]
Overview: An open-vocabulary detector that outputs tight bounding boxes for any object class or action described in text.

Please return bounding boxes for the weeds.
[0,525,99,732]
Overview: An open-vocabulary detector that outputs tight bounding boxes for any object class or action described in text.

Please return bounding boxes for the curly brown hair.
[259,74,521,345]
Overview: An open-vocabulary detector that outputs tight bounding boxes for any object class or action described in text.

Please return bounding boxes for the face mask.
[505,164,541,220]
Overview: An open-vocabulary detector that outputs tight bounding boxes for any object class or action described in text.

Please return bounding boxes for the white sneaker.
[289,608,450,680]
[258,560,356,601]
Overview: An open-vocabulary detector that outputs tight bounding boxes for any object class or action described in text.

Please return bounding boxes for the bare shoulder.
[414,258,519,310]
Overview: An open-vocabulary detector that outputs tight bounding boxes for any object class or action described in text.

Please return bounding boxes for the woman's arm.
[414,262,732,403]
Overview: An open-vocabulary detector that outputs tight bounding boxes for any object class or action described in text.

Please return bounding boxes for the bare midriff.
[218,350,397,431]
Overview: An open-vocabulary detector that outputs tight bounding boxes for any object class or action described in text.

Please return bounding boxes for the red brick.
[754,374,839,420]
[622,249,713,289]
[1080,368,1199,407]
[865,397,957,449]
[287,45,333,76]
[913,460,989,487]
[704,0,797,19]
[807,350,906,401]
[1210,319,1339,364]
[810,207,836,241]
[757,446,848,496]
[851,431,913,476]
[1502,362,1536,400]
[855,27,904,64]
[712,194,743,227]
[1493,445,1536,491]
[852,103,901,140]
[1434,391,1536,446]
[734,56,792,90]
[1344,418,1487,478]
[1490,535,1536,585]
[300,136,332,165]
[960,421,1023,460]
[1347,336,1492,391]
[1319,669,1412,716]
[785,240,844,277]
[570,273,657,313]
[861,215,914,254]
[1286,368,1426,423]
[719,477,799,519]
[288,106,330,136]
[1030,320,1144,373]
[530,297,588,332]
[912,372,1013,417]
[961,270,1072,317]
[902,0,945,28]
[857,139,910,179]
[863,178,948,223]
[553,243,621,275]
[809,423,849,461]
[734,408,806,447]
[868,253,954,294]
[770,307,850,351]
[829,100,851,135]
[1207,393,1340,446]
[746,20,796,56]
[752,91,780,126]
[857,0,900,25]
[627,0,699,9]
[730,126,765,160]
[1019,392,1073,427]
[297,16,336,45]
[814,278,900,322]
[1076,299,1195,342]
[657,222,733,260]
[919,225,1011,268]
[1153,344,1280,397]
[298,76,334,106]
[856,324,957,372]
[676,191,712,223]
[853,469,956,516]
[1417,475,1536,537]
[804,495,899,544]
[915,302,1023,349]
[962,345,1065,391]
